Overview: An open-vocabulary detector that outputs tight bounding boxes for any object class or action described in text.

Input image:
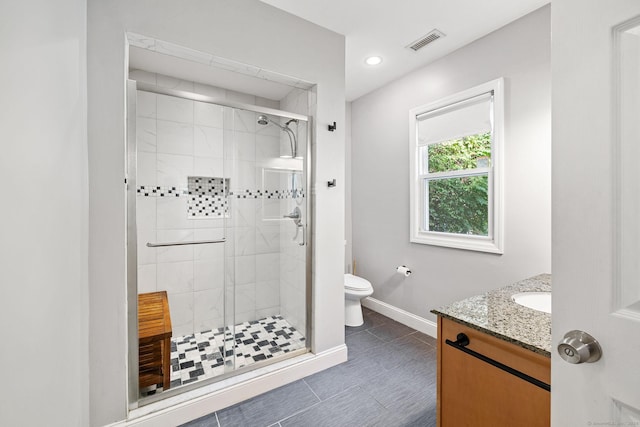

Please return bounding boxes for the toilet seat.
[344,273,372,292]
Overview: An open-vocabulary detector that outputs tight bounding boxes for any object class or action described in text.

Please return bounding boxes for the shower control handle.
[283,207,302,227]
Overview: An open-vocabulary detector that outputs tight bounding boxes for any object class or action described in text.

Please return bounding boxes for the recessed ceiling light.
[365,56,383,66]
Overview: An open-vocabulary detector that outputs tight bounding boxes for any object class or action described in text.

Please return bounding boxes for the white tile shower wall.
[134,70,294,336]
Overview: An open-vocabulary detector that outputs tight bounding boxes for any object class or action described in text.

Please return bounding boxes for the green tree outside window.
[426,133,491,235]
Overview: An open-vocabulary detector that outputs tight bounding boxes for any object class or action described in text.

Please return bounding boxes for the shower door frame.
[125,80,314,408]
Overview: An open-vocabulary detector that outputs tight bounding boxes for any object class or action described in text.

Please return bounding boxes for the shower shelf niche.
[187,176,230,219]
[261,168,303,221]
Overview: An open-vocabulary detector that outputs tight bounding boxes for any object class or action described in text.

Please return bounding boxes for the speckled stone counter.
[431,274,551,357]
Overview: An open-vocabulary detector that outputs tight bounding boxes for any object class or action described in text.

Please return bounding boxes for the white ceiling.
[260,0,549,101]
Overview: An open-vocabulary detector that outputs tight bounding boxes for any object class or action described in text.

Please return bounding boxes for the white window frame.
[408,78,504,254]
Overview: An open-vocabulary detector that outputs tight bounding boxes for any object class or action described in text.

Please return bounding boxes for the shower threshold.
[141,315,306,397]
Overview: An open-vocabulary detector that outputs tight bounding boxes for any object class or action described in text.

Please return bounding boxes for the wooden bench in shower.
[138,291,172,391]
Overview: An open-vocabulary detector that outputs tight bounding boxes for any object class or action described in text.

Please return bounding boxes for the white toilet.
[344,273,374,327]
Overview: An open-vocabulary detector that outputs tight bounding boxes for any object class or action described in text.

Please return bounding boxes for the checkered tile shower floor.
[141,315,306,397]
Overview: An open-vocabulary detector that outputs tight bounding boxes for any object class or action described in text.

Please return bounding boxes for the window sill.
[410,232,503,254]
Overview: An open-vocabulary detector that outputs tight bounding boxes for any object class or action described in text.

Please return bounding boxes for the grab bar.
[445,333,551,392]
[146,239,225,248]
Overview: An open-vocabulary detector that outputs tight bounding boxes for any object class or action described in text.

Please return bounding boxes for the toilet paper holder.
[396,265,412,277]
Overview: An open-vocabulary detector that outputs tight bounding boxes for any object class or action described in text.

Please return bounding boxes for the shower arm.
[283,127,297,159]
[274,121,297,158]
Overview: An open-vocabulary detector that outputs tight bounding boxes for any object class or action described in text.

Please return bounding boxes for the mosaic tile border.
[140,315,306,397]
[232,188,305,199]
[136,185,305,199]
[137,185,188,197]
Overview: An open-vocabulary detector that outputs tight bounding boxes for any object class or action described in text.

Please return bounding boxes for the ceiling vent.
[406,29,445,52]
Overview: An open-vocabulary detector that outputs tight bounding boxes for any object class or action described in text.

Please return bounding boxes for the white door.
[553,0,640,425]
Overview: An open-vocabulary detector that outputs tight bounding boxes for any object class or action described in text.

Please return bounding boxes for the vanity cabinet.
[436,316,550,427]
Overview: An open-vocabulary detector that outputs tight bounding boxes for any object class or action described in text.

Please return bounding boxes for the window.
[409,79,504,253]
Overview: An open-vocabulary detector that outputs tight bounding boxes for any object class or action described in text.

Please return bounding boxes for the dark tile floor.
[182,307,437,427]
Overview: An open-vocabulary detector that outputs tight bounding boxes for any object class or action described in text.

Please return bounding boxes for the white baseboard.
[110,345,348,427]
[362,297,437,338]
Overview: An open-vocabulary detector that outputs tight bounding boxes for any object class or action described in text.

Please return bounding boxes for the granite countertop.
[431,274,552,357]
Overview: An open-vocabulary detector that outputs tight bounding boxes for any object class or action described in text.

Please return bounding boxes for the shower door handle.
[299,224,306,246]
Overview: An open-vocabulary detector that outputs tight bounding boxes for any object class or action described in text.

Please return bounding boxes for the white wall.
[88,1,345,425]
[0,1,89,426]
[350,6,551,323]
[345,102,353,272]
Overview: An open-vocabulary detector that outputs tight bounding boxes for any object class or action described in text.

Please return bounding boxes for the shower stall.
[126,78,312,403]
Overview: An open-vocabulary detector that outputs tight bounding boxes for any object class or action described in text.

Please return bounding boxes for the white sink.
[511,292,551,314]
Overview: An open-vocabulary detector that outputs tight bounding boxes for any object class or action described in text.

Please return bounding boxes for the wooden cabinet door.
[437,317,550,427]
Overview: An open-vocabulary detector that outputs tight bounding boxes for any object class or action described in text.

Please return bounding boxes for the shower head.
[256,114,299,158]
[257,114,288,131]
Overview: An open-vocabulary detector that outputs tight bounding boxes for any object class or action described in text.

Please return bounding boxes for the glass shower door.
[129,80,311,403]
[223,107,309,372]
[133,89,234,398]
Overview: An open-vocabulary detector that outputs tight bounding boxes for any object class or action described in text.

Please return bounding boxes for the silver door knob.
[557,330,602,364]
